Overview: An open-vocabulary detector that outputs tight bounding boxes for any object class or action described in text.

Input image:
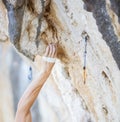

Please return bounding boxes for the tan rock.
[0,1,8,42]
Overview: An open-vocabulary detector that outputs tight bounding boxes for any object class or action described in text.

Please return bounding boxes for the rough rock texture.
[0,0,120,122]
[84,0,120,69]
[0,1,8,42]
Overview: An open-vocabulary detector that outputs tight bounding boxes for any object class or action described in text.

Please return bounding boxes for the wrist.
[37,70,50,78]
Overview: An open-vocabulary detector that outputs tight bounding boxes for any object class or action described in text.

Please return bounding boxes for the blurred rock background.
[0,42,41,122]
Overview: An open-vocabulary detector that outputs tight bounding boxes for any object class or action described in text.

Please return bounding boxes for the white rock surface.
[0,42,14,122]
[0,0,120,122]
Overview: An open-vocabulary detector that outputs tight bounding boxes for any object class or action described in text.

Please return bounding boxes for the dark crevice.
[20,48,35,61]
[2,0,25,49]
[83,0,95,12]
[26,0,36,14]
[26,0,46,48]
[35,0,45,48]
[102,105,108,115]
[3,0,50,60]
[83,0,120,70]
[44,2,59,41]
[102,71,111,83]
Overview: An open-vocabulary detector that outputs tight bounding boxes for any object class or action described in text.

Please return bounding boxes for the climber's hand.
[41,43,57,74]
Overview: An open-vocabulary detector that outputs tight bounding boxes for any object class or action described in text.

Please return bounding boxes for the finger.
[51,44,56,57]
[54,44,57,57]
[44,45,50,57]
[55,42,58,48]
[48,44,53,57]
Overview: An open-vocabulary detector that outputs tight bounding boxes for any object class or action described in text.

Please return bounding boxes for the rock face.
[0,1,8,42]
[0,0,120,122]
[0,42,14,122]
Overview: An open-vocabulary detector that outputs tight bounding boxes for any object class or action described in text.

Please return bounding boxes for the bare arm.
[15,43,57,122]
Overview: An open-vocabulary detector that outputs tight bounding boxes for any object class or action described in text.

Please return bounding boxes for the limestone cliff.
[0,0,120,122]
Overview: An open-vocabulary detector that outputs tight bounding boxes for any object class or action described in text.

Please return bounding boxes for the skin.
[15,43,57,122]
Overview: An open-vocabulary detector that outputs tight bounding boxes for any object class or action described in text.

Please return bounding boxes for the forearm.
[15,43,57,122]
[17,71,50,114]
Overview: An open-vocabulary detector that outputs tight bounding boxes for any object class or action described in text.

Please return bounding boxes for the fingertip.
[54,49,57,58]
[48,44,53,57]
[53,45,57,58]
[51,45,55,57]
[55,42,58,47]
[44,45,49,56]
